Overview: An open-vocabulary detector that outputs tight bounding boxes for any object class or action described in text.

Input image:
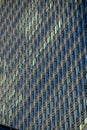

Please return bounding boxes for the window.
[59,19,62,28]
[56,39,60,48]
[52,116,55,126]
[63,84,66,92]
[48,122,51,129]
[54,58,57,68]
[67,118,70,128]
[62,46,66,56]
[48,50,52,60]
[74,86,78,96]
[73,68,76,78]
[41,60,45,69]
[78,61,82,72]
[35,103,38,113]
[43,92,46,101]
[62,123,65,130]
[64,81,68,90]
[47,87,50,95]
[59,89,62,99]
[55,74,58,84]
[42,113,45,122]
[80,99,85,110]
[56,91,59,102]
[76,105,79,116]
[79,80,83,90]
[24,119,27,129]
[56,110,60,120]
[63,63,66,73]
[71,112,74,122]
[42,75,45,85]
[46,69,49,79]
[52,44,56,53]
[61,105,64,114]
[50,101,53,110]
[65,98,68,110]
[39,116,42,125]
[35,123,38,130]
[20,124,23,130]
[47,106,50,115]
[70,92,73,102]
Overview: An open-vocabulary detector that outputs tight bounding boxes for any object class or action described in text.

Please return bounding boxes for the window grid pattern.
[0,0,87,130]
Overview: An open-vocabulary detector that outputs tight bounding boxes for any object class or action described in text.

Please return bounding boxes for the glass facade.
[0,0,87,130]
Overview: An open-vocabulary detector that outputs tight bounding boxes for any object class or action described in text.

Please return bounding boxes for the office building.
[0,0,87,130]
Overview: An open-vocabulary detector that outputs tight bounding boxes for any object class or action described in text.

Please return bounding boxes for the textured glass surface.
[0,0,87,130]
